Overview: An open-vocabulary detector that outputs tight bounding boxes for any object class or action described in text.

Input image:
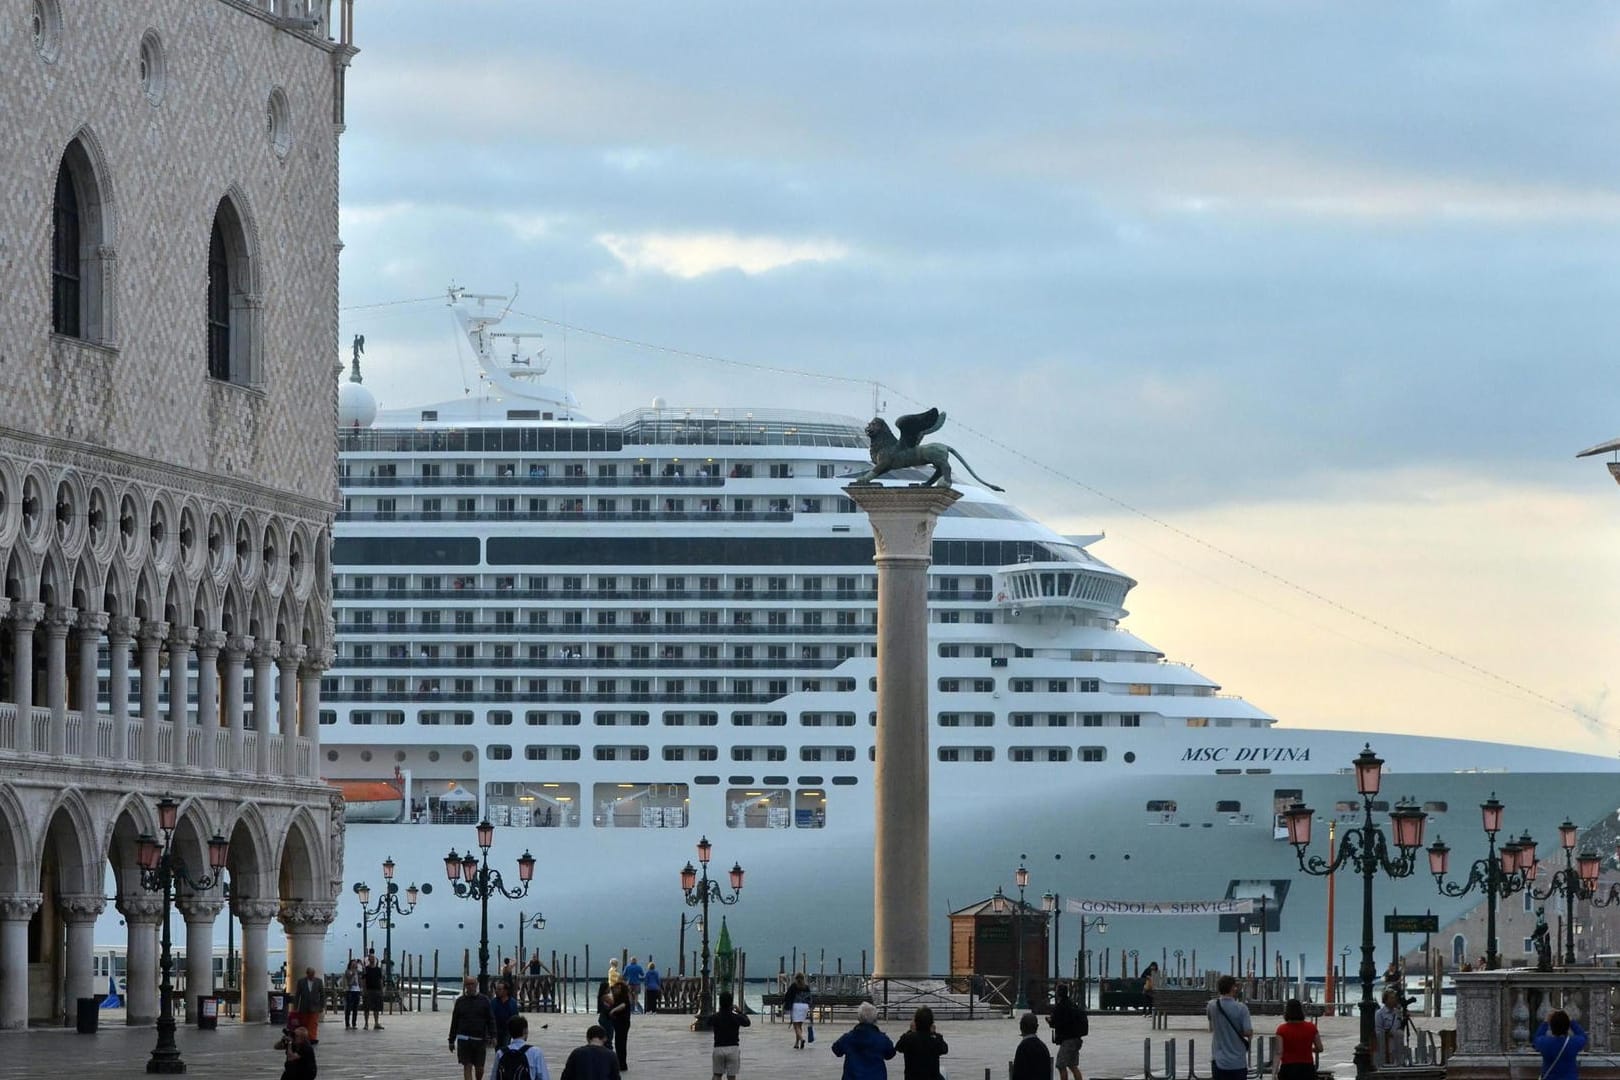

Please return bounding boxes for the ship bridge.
[993,560,1133,622]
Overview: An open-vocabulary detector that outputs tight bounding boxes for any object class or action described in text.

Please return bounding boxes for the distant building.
[0,0,356,1027]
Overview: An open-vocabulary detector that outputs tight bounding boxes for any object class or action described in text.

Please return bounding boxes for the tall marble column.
[224,635,251,773]
[74,613,108,757]
[299,651,329,778]
[58,893,106,1022]
[167,628,195,768]
[252,642,278,776]
[6,603,42,753]
[137,620,168,764]
[117,894,165,1024]
[278,902,336,994]
[44,606,77,757]
[195,630,225,772]
[235,899,280,1023]
[177,896,224,1001]
[278,646,305,778]
[0,893,42,1029]
[107,616,139,760]
[844,484,960,979]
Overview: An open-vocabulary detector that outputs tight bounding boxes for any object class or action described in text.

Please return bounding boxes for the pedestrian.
[709,989,751,1080]
[497,1015,553,1080]
[1141,962,1159,1014]
[1534,1009,1587,1080]
[894,1006,947,1080]
[342,959,361,1030]
[293,966,325,1045]
[503,958,517,983]
[1010,1012,1051,1080]
[492,980,521,1050]
[1047,982,1088,1080]
[281,1023,317,1080]
[595,977,615,1050]
[623,956,645,1012]
[832,1001,895,1080]
[608,980,632,1071]
[560,1025,621,1080]
[784,972,811,1050]
[607,958,622,989]
[361,954,385,1030]
[1374,989,1405,1066]
[1206,974,1253,1080]
[1275,998,1323,1080]
[449,975,497,1080]
[642,961,661,1014]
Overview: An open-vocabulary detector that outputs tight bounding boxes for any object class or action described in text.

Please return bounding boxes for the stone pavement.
[0,1006,1452,1079]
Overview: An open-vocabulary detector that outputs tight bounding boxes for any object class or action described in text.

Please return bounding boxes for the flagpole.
[1325,819,1337,1008]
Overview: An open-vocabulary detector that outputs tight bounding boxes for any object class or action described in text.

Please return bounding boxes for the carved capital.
[225,634,255,657]
[137,620,171,648]
[75,611,110,636]
[43,606,80,636]
[843,485,961,562]
[278,644,307,670]
[167,627,197,650]
[8,600,45,629]
[107,614,142,643]
[116,895,167,923]
[302,648,334,674]
[278,900,336,932]
[233,898,282,925]
[56,893,107,921]
[252,641,281,665]
[0,893,43,921]
[176,896,225,922]
[195,629,227,656]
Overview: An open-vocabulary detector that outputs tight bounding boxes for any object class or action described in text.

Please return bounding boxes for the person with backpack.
[497,1014,552,1080]
[1048,982,1089,1080]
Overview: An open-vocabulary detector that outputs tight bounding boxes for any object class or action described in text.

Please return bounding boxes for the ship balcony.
[338,474,726,489]
[993,562,1131,621]
[334,656,854,671]
[338,509,794,524]
[342,621,875,636]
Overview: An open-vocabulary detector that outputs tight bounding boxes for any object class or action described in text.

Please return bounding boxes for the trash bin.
[197,995,219,1030]
[75,997,98,1034]
[268,991,287,1026]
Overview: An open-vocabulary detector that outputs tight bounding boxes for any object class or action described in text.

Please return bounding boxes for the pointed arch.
[4,548,37,603]
[38,789,101,896]
[132,561,160,621]
[191,576,221,633]
[220,580,248,637]
[277,806,326,902]
[37,546,68,608]
[223,802,276,902]
[52,127,118,344]
[69,554,101,614]
[206,189,262,386]
[102,557,131,618]
[0,784,33,893]
[105,795,160,902]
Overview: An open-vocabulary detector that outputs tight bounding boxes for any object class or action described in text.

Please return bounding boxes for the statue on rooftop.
[850,407,1004,491]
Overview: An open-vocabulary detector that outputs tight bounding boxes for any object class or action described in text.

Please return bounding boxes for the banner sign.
[1384,914,1439,934]
[1066,897,1256,916]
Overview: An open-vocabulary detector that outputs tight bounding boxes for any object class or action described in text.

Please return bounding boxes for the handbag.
[806,1021,815,1044]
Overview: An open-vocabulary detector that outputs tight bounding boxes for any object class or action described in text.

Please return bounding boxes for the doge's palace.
[0,0,357,1028]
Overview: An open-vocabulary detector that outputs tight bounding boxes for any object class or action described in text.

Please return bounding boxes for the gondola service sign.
[1066,898,1257,916]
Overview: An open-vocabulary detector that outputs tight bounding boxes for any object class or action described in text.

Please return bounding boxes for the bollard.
[1185,1037,1202,1080]
[1252,1033,1274,1078]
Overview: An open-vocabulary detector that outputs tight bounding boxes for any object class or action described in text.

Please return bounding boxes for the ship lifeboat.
[332,779,405,823]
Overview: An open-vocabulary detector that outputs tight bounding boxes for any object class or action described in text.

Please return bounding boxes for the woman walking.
[1274,999,1323,1080]
[894,1006,947,1080]
[342,959,361,1030]
[784,972,811,1050]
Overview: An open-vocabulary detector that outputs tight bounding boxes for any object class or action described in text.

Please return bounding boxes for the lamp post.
[516,910,545,970]
[1013,856,1030,1010]
[1041,892,1058,997]
[680,835,744,1030]
[1078,916,1106,1004]
[444,821,536,994]
[1282,744,1428,1055]
[136,796,229,1074]
[1532,820,1585,965]
[1426,794,1533,971]
[353,857,424,990]
[677,912,703,976]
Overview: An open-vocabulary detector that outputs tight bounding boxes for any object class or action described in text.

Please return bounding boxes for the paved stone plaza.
[0,1006,1449,1079]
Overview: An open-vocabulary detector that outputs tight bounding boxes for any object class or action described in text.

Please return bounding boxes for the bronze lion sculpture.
[849,407,1004,491]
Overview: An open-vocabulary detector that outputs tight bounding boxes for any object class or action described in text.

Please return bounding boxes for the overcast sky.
[336,2,1620,757]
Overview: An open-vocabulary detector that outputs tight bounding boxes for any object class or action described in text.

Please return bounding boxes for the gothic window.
[51,138,114,343]
[205,196,258,385]
[52,161,80,336]
[207,218,231,379]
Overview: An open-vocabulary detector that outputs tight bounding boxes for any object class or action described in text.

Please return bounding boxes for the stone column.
[74,612,108,758]
[7,602,42,753]
[167,628,195,768]
[177,896,224,1000]
[844,484,960,979]
[107,616,139,760]
[137,620,168,765]
[58,892,107,1021]
[278,646,305,778]
[252,642,278,776]
[235,899,281,1023]
[278,901,336,993]
[224,635,251,773]
[44,606,77,757]
[0,894,42,1029]
[195,630,225,772]
[299,651,329,778]
[117,894,165,1024]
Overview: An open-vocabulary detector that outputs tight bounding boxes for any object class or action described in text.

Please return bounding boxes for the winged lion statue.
[848,408,1004,491]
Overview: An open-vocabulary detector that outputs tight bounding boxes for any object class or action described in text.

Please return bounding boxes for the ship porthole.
[428,751,440,762]
[394,751,407,762]
[462,750,475,762]
[360,750,372,761]
[326,750,338,762]
[1123,752,1136,763]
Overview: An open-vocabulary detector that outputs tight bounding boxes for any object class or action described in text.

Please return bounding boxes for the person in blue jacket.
[1534,1009,1587,1080]
[833,1002,896,1080]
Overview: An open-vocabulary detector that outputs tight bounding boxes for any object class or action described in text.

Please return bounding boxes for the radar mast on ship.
[447,284,579,418]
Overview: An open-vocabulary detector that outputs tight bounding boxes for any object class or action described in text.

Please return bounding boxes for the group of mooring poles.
[1135,1034,1276,1080]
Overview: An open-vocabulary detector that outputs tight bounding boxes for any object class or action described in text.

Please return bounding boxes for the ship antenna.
[349,333,365,384]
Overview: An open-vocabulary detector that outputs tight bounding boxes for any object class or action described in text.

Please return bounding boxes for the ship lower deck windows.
[938,746,995,762]
[488,711,513,725]
[525,745,581,761]
[732,745,787,762]
[593,745,650,761]
[800,745,856,762]
[524,708,580,727]
[595,712,650,726]
[800,712,856,727]
[594,782,689,828]
[486,745,512,760]
[483,781,580,827]
[419,710,474,725]
[347,711,404,726]
[938,712,994,728]
[1010,713,1071,727]
[726,787,791,828]
[1010,746,1070,763]
[731,712,786,726]
[1120,714,1141,727]
[1078,747,1105,762]
[664,745,719,762]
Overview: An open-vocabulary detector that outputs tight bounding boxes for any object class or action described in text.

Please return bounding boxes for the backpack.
[496,1045,533,1080]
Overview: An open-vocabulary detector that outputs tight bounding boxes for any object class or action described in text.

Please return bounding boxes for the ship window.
[1146,800,1178,813]
[593,782,689,828]
[800,712,856,727]
[1334,800,1360,813]
[663,745,719,762]
[1079,679,1100,693]
[488,711,512,726]
[1079,747,1105,762]
[1216,800,1242,813]
[1120,714,1140,727]
[662,711,719,727]
[1011,680,1034,693]
[731,712,786,727]
[938,748,961,762]
[524,745,582,761]
[1424,801,1448,813]
[938,680,960,693]
[726,787,790,828]
[486,745,512,760]
[592,745,650,761]
[525,710,581,726]
[800,745,856,762]
[831,775,860,784]
[732,745,787,762]
[795,788,827,828]
[694,775,720,785]
[594,712,650,726]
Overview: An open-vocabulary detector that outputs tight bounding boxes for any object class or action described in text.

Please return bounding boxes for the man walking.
[449,975,497,1080]
[1207,975,1253,1080]
[1048,982,1089,1080]
[361,953,386,1030]
[560,1025,621,1080]
[498,1015,553,1080]
[623,956,645,1013]
[1011,1012,1052,1080]
[293,966,325,1045]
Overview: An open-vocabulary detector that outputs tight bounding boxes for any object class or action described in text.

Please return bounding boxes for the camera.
[1402,996,1418,1008]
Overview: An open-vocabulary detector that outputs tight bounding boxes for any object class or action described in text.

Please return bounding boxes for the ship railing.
[334,656,854,671]
[338,474,726,489]
[324,690,799,705]
[341,622,876,637]
[333,587,888,602]
[337,509,793,524]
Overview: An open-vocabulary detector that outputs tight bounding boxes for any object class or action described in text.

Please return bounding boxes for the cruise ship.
[321,289,1620,978]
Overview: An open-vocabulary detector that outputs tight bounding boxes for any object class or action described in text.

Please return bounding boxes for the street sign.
[1384,914,1439,934]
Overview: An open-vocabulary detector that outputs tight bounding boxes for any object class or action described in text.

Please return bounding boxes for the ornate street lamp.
[516,910,546,971]
[1427,793,1533,970]
[1529,820,1588,965]
[353,856,427,991]
[1282,744,1427,1057]
[680,835,744,1030]
[1013,857,1031,1010]
[137,796,229,1074]
[445,821,536,993]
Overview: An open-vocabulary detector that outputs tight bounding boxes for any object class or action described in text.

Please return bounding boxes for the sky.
[335,2,1620,758]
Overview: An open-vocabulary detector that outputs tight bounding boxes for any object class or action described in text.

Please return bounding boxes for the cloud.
[594,231,851,279]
